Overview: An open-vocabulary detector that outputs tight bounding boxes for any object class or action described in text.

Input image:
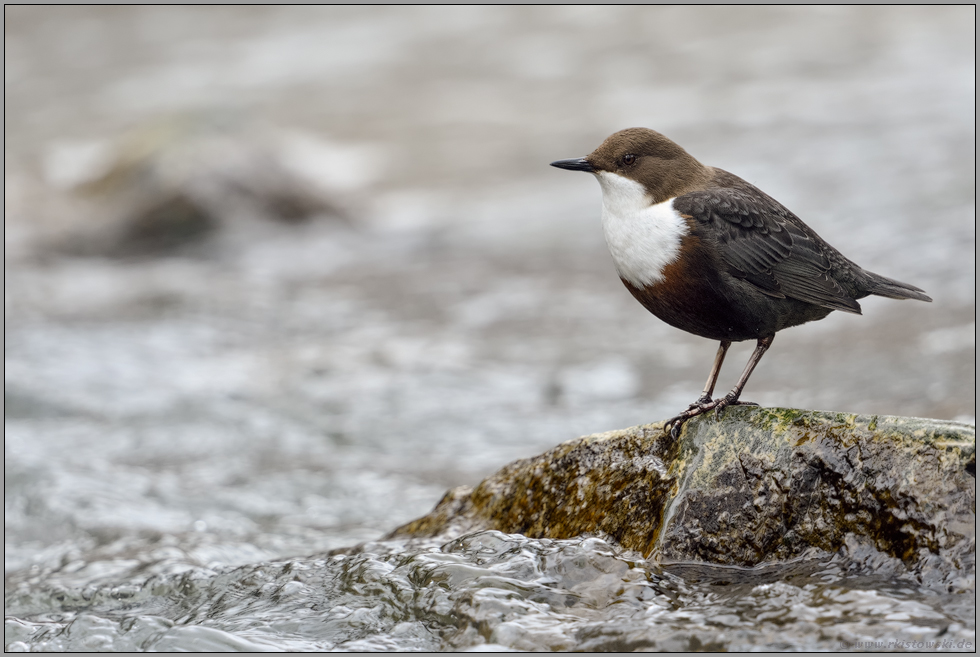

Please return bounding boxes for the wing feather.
[674,180,862,314]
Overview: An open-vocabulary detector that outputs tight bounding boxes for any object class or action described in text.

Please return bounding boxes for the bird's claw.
[664,395,758,438]
[711,393,737,417]
[686,395,713,411]
[665,398,717,438]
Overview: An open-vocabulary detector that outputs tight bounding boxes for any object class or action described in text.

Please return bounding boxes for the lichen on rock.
[389,408,975,585]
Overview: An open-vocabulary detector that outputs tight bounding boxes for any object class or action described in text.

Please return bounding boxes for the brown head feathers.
[585,128,713,204]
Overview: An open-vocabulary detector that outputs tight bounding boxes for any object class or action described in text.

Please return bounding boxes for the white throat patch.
[595,171,688,288]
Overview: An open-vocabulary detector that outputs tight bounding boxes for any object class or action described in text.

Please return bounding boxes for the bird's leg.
[689,340,731,407]
[665,335,774,438]
[666,340,730,437]
[711,335,774,414]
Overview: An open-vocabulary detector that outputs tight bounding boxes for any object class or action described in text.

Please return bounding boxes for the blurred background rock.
[4,6,975,583]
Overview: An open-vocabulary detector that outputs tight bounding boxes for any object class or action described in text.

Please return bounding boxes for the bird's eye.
[622,154,636,165]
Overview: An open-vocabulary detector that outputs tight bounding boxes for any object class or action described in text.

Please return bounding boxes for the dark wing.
[674,182,862,314]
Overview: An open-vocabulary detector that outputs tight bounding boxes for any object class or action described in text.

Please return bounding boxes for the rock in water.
[390,408,975,586]
[41,117,347,259]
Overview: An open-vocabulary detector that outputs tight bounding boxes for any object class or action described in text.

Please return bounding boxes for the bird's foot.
[686,394,713,411]
[665,394,758,439]
[710,392,760,416]
[665,398,720,439]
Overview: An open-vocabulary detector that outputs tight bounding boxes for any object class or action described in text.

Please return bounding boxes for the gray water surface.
[5,532,976,652]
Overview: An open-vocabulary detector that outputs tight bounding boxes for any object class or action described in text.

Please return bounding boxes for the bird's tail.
[864,271,933,302]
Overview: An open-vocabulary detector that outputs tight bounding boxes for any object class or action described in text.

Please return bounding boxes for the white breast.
[595,171,688,288]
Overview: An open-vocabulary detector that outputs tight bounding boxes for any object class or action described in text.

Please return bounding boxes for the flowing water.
[4,6,975,651]
[5,532,975,652]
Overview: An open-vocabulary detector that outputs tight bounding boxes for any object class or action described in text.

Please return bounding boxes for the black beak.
[550,157,594,173]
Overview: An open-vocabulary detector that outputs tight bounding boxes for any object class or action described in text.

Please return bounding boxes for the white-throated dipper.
[551,128,932,437]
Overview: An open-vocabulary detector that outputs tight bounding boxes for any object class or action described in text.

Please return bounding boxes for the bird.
[551,128,932,437]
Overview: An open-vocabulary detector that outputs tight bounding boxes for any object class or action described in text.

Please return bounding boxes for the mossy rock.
[389,408,975,583]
